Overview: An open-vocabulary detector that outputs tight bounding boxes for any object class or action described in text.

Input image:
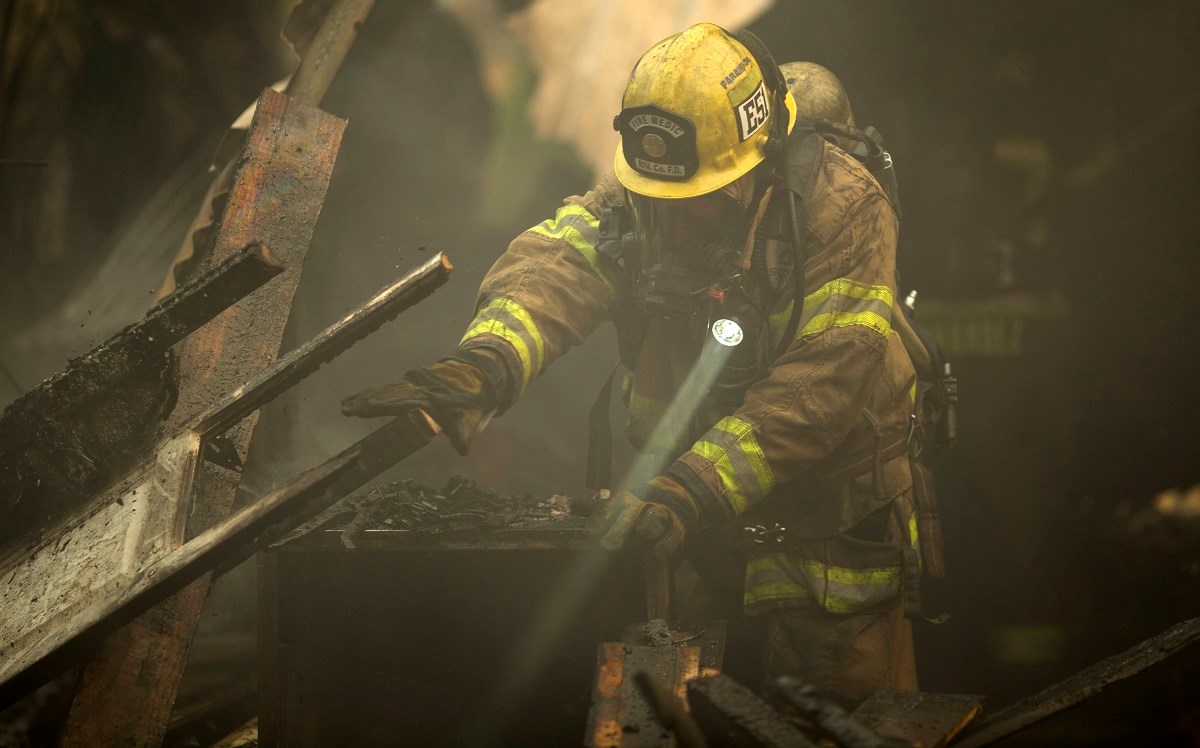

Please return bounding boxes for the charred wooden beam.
[190,253,452,439]
[633,672,707,748]
[772,677,910,748]
[686,674,816,748]
[848,690,982,748]
[0,243,282,553]
[586,642,702,747]
[0,253,451,707]
[0,409,437,705]
[1,242,281,429]
[62,87,346,746]
[955,617,1200,747]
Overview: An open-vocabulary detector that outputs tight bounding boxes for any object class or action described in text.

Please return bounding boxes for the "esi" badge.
[735,81,770,142]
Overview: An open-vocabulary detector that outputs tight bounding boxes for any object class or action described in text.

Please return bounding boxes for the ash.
[279,476,584,546]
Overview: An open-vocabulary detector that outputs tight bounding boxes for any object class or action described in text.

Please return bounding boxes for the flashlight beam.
[618,335,734,489]
[474,336,734,739]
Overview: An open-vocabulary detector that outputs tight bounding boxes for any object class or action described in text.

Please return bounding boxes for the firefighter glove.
[585,475,701,560]
[341,348,509,456]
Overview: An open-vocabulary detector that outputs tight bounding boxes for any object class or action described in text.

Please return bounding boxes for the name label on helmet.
[633,158,685,177]
[628,114,685,138]
[720,57,752,89]
[618,104,699,181]
[735,81,770,142]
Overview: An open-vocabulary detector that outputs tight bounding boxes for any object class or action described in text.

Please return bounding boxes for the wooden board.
[0,434,200,697]
[586,642,702,747]
[0,254,450,703]
[850,690,983,747]
[622,619,727,678]
[60,88,346,746]
[687,673,817,748]
[954,617,1200,747]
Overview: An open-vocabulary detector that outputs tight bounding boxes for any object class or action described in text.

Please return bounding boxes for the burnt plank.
[189,254,453,439]
[60,88,346,746]
[849,689,982,747]
[954,617,1200,747]
[633,672,707,748]
[687,674,816,748]
[586,642,702,747]
[0,410,438,706]
[0,243,282,554]
[622,620,727,677]
[774,677,911,748]
[0,255,451,706]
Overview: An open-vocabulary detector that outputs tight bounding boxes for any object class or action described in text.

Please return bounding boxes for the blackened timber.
[0,410,438,705]
[0,243,282,553]
[0,242,280,435]
[687,674,816,748]
[61,88,346,746]
[772,677,909,748]
[0,254,451,709]
[849,690,983,747]
[191,253,452,438]
[633,672,707,748]
[955,617,1200,747]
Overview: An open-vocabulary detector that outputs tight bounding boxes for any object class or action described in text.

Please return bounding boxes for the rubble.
[279,474,587,547]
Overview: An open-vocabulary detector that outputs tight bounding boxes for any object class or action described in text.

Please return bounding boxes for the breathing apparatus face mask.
[627,191,746,320]
[623,184,771,401]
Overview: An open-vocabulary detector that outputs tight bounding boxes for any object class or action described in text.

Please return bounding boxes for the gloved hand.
[585,475,701,560]
[341,348,509,456]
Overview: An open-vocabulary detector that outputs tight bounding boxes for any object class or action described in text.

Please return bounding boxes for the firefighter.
[343,24,923,707]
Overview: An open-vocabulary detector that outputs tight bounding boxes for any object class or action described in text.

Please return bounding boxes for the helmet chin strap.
[718,170,757,211]
[738,181,775,271]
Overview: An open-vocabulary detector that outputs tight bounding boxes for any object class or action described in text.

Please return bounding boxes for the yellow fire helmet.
[613,23,797,200]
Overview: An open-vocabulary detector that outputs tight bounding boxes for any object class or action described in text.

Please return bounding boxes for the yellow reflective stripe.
[798,310,890,338]
[462,320,533,389]
[485,298,544,368]
[797,277,893,338]
[772,278,895,346]
[527,204,617,302]
[746,552,902,613]
[460,298,545,390]
[690,417,775,515]
[744,581,810,606]
[803,276,893,309]
[908,509,921,571]
[768,300,794,339]
[909,380,917,407]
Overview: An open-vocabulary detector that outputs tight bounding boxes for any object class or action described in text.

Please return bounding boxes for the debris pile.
[279,476,583,546]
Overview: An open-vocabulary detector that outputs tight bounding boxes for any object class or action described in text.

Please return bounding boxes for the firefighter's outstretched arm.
[342,179,622,453]
[341,348,508,456]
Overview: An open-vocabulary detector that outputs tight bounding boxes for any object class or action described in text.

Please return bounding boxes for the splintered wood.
[587,642,702,747]
[0,434,200,692]
[59,89,346,745]
[851,690,983,747]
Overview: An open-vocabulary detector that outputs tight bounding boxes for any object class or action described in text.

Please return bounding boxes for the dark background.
[1,0,1198,742]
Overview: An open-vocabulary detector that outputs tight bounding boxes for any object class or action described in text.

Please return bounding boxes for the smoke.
[474,337,733,739]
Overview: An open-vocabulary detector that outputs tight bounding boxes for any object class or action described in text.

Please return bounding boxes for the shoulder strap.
[586,364,622,490]
[810,119,903,221]
[771,119,826,357]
